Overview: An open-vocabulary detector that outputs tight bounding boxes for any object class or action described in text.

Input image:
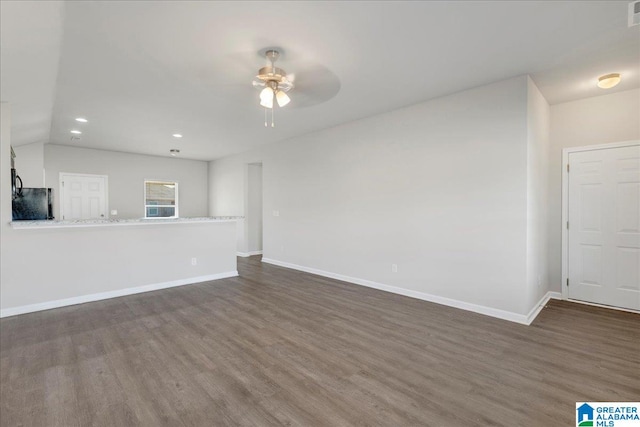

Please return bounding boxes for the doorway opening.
[244,163,263,256]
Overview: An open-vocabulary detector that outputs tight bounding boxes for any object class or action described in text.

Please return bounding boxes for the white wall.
[12,141,44,187]
[525,77,550,311]
[45,144,209,219]
[210,76,541,318]
[547,89,640,292]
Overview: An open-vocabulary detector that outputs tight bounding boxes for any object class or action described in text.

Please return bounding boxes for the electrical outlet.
[110,209,118,215]
[392,264,398,273]
[273,210,280,217]
[191,257,197,266]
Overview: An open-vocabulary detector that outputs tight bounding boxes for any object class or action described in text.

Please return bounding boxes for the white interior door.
[568,145,640,310]
[60,173,108,220]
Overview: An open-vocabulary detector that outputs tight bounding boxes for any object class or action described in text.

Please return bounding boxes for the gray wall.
[210,76,539,317]
[44,144,209,219]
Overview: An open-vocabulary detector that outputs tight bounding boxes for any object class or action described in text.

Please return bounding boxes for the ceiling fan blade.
[191,50,264,89]
[186,49,341,109]
[285,62,341,108]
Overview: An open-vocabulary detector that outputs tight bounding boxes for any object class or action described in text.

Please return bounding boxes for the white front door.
[568,145,640,310]
[60,173,108,220]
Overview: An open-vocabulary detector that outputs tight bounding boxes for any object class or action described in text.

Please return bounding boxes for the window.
[144,181,178,218]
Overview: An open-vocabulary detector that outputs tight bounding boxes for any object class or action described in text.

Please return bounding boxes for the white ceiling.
[1,1,638,160]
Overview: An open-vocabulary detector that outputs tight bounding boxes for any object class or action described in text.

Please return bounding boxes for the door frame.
[561,140,640,301]
[59,172,109,220]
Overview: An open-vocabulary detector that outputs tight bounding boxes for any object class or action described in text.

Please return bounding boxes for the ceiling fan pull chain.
[271,104,275,128]
[264,108,268,127]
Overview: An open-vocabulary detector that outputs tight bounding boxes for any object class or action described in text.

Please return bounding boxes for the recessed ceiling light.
[597,73,621,89]
[75,117,88,123]
[172,134,183,138]
[170,149,180,156]
[70,130,82,134]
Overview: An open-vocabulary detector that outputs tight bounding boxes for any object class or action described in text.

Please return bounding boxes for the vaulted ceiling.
[2,1,638,160]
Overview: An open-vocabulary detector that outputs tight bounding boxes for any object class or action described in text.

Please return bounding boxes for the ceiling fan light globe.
[276,90,291,107]
[260,87,274,102]
[260,98,273,109]
[260,96,274,109]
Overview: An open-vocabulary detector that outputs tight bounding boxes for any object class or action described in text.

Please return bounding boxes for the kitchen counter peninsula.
[10,216,242,229]
[2,216,240,318]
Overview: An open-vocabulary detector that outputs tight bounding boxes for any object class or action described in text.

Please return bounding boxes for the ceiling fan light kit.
[253,49,294,127]
[259,86,274,108]
[276,89,290,107]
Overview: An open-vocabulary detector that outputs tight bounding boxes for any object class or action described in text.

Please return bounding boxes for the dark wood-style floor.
[1,256,638,426]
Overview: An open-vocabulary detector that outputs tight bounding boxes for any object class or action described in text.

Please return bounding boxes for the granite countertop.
[10,216,243,229]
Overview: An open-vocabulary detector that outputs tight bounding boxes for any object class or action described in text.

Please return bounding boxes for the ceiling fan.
[252,49,294,127]
[248,48,341,127]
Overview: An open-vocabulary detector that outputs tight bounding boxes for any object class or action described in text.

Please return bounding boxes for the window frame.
[144,180,179,219]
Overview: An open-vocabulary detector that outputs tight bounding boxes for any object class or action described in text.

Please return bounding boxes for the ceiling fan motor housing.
[257,66,287,81]
[255,66,293,92]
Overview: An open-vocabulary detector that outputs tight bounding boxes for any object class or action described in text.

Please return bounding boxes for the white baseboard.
[524,291,562,325]
[0,271,239,318]
[262,257,558,325]
[237,251,263,257]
